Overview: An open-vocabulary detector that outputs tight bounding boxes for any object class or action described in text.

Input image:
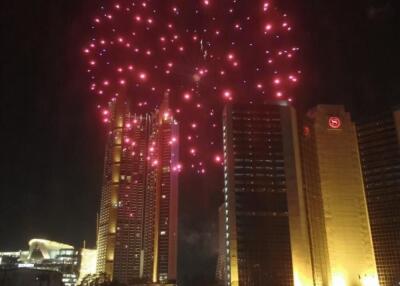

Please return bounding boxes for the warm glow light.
[78,249,97,284]
[293,272,302,286]
[361,275,379,286]
[163,111,170,120]
[332,274,346,286]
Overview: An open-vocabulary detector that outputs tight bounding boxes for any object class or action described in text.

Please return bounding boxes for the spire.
[159,90,171,123]
[111,88,129,129]
[160,90,170,112]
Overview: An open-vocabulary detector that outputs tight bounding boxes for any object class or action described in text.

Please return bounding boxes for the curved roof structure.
[28,239,74,261]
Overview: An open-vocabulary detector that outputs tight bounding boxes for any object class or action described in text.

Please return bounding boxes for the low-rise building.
[0,267,63,286]
[0,238,97,286]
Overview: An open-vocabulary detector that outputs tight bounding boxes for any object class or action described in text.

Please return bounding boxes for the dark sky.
[0,1,399,285]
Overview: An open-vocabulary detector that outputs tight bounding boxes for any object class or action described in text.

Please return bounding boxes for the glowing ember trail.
[83,0,301,173]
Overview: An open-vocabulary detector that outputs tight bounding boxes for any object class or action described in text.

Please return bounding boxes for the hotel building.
[300,105,379,286]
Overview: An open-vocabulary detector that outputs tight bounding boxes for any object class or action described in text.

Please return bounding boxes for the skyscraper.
[357,108,400,286]
[300,105,379,286]
[222,102,313,286]
[96,95,179,285]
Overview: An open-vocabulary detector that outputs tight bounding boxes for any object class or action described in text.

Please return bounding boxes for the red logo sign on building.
[328,116,342,129]
[303,126,310,136]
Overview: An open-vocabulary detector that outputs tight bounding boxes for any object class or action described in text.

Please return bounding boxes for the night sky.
[0,1,399,285]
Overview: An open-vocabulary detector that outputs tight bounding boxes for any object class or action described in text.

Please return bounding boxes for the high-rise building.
[357,108,400,286]
[96,95,179,285]
[222,102,313,286]
[300,105,379,286]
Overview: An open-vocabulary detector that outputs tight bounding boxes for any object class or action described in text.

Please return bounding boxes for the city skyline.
[1,1,400,286]
[1,102,399,285]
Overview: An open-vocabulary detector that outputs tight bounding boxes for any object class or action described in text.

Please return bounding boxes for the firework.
[84,0,301,173]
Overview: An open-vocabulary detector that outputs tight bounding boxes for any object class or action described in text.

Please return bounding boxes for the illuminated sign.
[303,126,310,136]
[328,116,342,129]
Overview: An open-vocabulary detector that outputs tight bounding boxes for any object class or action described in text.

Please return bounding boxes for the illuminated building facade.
[222,103,313,286]
[301,105,379,286]
[96,95,179,285]
[216,205,227,286]
[0,238,96,286]
[78,249,98,285]
[357,108,400,286]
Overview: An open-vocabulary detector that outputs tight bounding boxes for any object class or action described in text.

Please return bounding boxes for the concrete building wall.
[302,105,379,286]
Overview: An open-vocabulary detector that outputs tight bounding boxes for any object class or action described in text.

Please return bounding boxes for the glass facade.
[223,103,312,286]
[357,109,400,286]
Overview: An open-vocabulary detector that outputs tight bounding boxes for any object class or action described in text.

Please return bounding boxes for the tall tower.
[96,96,179,285]
[222,102,313,286]
[357,107,400,286]
[300,105,379,286]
